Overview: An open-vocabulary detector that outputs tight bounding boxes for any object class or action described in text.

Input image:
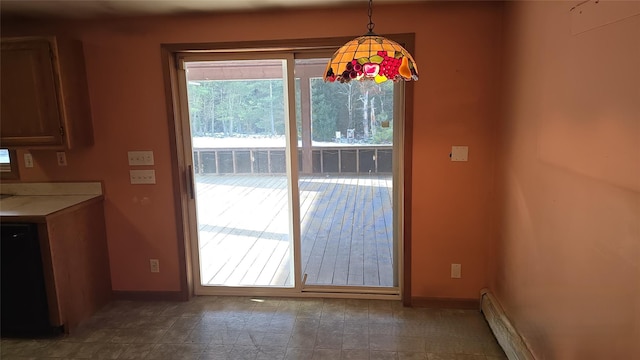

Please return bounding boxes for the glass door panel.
[295,58,396,288]
[185,59,294,287]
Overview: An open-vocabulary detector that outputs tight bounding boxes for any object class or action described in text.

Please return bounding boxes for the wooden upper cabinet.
[1,37,94,149]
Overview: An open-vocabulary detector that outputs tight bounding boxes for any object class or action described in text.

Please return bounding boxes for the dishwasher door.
[1,223,59,337]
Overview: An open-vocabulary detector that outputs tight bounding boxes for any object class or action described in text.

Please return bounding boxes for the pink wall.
[409,3,503,300]
[495,1,640,358]
[2,2,503,298]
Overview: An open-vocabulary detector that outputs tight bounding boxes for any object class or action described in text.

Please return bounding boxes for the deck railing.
[193,145,393,175]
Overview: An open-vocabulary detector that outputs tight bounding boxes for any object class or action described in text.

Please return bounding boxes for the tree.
[310,79,340,141]
[188,79,286,137]
[337,82,356,135]
[359,88,369,139]
[186,75,394,144]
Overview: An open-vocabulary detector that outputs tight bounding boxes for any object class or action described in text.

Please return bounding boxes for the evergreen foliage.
[187,77,394,144]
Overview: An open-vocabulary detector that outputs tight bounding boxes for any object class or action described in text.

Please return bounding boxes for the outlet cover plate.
[451,264,462,279]
[56,152,67,166]
[150,259,160,273]
[24,153,34,168]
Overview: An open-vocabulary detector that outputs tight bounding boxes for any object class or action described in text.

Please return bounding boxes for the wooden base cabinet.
[0,36,94,149]
[1,198,112,334]
[43,199,112,333]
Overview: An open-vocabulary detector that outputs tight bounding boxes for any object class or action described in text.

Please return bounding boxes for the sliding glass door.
[176,50,401,296]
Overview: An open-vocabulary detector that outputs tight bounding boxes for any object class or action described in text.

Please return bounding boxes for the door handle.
[187,165,195,199]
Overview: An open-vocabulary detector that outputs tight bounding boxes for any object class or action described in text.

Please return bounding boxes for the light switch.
[130,170,156,184]
[451,146,468,161]
[128,151,154,166]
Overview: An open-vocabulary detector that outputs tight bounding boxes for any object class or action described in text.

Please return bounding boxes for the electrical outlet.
[24,153,34,168]
[451,264,462,279]
[150,259,160,273]
[129,170,156,184]
[56,152,67,166]
[128,151,154,166]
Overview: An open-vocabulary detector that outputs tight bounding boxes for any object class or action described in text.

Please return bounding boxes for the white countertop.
[0,182,103,218]
[0,194,102,217]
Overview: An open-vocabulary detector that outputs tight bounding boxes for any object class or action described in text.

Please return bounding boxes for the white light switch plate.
[451,146,468,161]
[130,170,156,184]
[128,151,154,166]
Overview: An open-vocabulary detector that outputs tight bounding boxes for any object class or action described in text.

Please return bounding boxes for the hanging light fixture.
[324,0,418,84]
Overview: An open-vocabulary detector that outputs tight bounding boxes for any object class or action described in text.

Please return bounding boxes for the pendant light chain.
[367,0,375,34]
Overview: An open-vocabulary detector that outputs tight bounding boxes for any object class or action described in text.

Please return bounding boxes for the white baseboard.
[480,289,535,360]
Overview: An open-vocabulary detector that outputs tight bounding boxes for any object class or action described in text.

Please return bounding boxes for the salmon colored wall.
[2,2,504,297]
[494,1,640,358]
[409,3,503,300]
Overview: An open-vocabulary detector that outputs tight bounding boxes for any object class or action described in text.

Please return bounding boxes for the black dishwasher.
[1,223,61,337]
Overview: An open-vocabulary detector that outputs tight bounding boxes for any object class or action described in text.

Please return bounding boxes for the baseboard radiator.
[480,289,535,360]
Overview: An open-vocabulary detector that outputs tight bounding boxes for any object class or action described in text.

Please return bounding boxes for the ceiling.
[1,0,418,19]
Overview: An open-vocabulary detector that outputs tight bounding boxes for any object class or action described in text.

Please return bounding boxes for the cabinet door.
[1,39,64,147]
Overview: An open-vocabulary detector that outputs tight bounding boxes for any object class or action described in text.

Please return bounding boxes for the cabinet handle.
[187,165,195,200]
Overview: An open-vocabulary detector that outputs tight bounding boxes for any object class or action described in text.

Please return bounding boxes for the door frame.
[161,35,415,303]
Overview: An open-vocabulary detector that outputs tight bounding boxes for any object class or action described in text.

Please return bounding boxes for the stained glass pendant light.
[324,0,418,84]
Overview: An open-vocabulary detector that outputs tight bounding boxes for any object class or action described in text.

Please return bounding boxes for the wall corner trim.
[480,288,535,360]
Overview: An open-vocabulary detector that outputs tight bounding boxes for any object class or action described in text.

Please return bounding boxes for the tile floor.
[1,296,507,360]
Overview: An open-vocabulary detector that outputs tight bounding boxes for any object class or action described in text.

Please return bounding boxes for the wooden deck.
[195,174,394,288]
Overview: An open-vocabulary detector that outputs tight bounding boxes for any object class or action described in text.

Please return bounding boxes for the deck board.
[347,177,366,285]
[363,180,380,286]
[315,179,351,284]
[332,176,356,286]
[195,174,394,288]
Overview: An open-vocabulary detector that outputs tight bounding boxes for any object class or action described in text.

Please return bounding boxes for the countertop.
[0,194,102,217]
[0,182,103,219]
